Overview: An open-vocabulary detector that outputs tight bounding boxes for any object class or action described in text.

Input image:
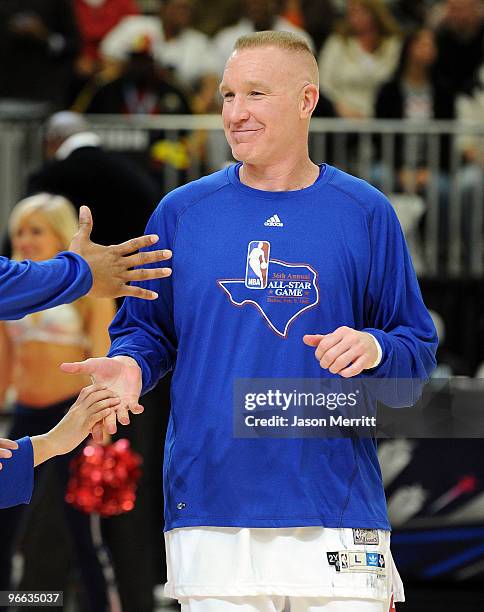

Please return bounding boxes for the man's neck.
[239,158,320,192]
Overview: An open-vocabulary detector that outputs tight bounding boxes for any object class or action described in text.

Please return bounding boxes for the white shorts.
[179,594,397,611]
[165,527,404,603]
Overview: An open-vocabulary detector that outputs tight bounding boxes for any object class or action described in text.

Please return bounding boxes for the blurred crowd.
[0,0,481,122]
[1,1,482,219]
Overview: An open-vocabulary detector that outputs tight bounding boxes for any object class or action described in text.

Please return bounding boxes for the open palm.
[60,356,143,442]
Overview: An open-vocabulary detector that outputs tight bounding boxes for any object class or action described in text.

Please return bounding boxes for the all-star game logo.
[217,241,319,338]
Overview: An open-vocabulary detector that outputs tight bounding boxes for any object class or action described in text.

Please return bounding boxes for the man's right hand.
[61,356,143,443]
[69,205,172,300]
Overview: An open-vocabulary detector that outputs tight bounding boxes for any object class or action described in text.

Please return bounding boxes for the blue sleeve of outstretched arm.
[0,437,34,508]
[0,253,92,320]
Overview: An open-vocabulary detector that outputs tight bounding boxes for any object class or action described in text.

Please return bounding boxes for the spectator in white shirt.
[456,63,484,270]
[457,64,484,168]
[318,0,402,118]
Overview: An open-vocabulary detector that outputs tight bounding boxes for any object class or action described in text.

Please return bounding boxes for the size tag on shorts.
[327,551,386,575]
[353,528,379,545]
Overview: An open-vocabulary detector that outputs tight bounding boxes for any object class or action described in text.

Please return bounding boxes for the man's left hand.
[303,326,378,377]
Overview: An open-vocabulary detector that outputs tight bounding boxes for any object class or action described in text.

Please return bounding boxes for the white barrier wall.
[0,115,482,277]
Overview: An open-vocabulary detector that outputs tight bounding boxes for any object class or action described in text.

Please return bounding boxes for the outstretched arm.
[31,384,120,465]
[61,356,143,443]
[0,206,173,321]
[0,252,91,320]
[0,385,119,509]
[61,197,179,441]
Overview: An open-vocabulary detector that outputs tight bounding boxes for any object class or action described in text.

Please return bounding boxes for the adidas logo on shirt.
[264,214,284,227]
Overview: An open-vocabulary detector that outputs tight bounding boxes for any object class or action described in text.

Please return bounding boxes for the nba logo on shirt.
[245,241,270,289]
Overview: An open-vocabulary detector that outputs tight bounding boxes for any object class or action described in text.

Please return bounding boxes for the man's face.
[220,47,305,166]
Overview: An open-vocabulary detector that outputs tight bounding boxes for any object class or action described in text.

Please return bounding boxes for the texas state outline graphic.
[217,259,320,338]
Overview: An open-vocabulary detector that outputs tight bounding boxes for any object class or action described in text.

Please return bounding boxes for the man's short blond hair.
[235,30,312,55]
[233,31,319,86]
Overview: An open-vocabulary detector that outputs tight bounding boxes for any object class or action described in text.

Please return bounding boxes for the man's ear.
[300,83,319,119]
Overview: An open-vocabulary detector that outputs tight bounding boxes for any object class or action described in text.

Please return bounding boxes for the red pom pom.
[65,439,142,516]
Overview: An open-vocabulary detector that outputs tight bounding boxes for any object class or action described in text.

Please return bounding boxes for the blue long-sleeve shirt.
[109,163,437,532]
[0,437,34,508]
[0,252,92,320]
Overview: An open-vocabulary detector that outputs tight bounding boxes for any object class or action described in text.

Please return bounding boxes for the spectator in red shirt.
[74,0,140,76]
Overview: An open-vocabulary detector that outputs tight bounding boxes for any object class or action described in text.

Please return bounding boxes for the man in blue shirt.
[61,31,436,611]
